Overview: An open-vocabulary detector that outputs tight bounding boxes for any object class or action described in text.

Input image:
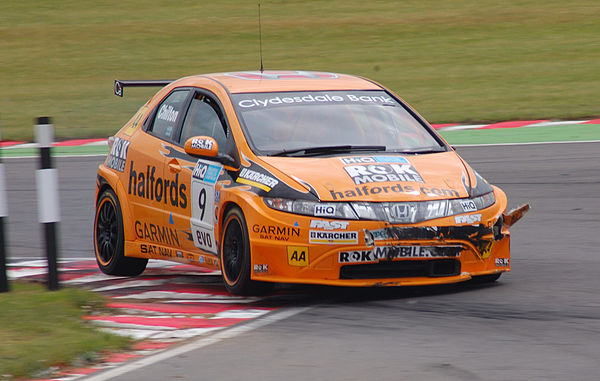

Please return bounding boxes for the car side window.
[180,94,227,151]
[149,90,189,141]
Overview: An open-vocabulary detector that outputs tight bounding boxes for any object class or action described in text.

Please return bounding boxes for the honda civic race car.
[94,70,529,295]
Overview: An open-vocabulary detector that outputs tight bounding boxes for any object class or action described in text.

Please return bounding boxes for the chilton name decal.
[128,162,187,208]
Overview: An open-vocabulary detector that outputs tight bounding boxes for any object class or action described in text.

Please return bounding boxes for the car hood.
[260,152,478,202]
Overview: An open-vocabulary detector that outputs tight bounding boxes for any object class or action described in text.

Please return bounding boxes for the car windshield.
[231,90,445,156]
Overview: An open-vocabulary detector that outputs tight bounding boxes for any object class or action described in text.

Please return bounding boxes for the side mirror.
[184,136,218,157]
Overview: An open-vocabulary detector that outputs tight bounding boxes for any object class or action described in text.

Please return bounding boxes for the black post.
[0,123,9,293]
[35,117,60,290]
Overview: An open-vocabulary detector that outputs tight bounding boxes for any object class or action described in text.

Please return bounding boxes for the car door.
[170,90,229,260]
[127,89,190,257]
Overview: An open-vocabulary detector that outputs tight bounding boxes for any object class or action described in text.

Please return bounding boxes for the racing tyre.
[220,207,273,295]
[94,189,147,276]
[471,273,502,284]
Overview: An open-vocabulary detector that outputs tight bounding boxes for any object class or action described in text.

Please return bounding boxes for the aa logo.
[287,246,309,267]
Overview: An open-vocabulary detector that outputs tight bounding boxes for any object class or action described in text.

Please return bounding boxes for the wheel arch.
[96,169,136,245]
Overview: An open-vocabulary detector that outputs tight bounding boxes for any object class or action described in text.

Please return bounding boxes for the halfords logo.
[344,164,423,185]
[339,246,461,263]
[106,137,130,172]
[128,162,187,208]
[309,230,358,244]
[329,184,459,200]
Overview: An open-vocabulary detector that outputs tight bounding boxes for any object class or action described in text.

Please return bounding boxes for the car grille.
[339,259,461,279]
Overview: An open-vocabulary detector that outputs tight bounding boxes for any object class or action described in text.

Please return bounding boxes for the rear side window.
[148,90,189,140]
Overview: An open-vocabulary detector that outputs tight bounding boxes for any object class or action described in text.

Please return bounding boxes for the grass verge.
[1,0,599,141]
[441,124,600,145]
[0,282,130,380]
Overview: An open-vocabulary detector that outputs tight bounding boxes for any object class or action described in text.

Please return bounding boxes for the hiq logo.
[340,156,409,165]
[192,162,221,184]
[314,205,336,216]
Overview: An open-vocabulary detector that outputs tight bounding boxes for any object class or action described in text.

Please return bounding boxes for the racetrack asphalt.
[4,141,600,380]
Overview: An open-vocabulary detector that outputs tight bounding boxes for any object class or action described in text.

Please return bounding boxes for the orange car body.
[95,71,527,292]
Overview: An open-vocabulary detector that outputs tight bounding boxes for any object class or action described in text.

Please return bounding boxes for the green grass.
[0,282,130,380]
[441,124,600,145]
[1,0,599,141]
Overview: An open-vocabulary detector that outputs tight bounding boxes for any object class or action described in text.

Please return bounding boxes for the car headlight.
[263,191,495,223]
[352,192,495,223]
[263,198,359,219]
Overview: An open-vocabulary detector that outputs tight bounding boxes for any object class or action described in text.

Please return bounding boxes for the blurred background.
[1,0,599,141]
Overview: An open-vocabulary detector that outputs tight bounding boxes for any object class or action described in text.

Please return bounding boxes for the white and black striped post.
[0,125,9,292]
[35,117,60,290]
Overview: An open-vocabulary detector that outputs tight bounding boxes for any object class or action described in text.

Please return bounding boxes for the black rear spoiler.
[114,80,174,97]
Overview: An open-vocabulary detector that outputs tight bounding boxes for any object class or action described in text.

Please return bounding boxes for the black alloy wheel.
[96,196,119,265]
[94,189,147,276]
[220,207,272,295]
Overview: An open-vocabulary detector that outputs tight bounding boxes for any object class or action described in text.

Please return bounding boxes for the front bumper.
[246,201,528,287]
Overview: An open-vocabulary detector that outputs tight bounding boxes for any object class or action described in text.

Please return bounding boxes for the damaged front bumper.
[363,204,530,260]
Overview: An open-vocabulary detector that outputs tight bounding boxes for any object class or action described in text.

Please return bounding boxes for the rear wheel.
[94,189,147,276]
[220,207,272,295]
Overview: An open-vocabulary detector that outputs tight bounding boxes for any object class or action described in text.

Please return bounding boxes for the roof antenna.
[258,1,264,72]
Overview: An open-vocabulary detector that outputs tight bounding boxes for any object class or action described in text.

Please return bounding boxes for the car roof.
[172,70,383,94]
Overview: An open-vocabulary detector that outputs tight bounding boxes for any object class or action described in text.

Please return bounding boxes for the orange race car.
[94,70,529,295]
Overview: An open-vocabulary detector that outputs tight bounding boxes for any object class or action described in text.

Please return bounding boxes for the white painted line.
[90,320,176,331]
[160,298,257,304]
[212,309,271,319]
[63,274,129,284]
[100,327,223,340]
[91,279,171,292]
[85,141,109,146]
[438,124,486,131]
[2,143,39,149]
[7,268,48,278]
[454,139,600,147]
[97,328,160,340]
[113,291,258,302]
[82,306,312,381]
[149,327,223,340]
[524,120,589,127]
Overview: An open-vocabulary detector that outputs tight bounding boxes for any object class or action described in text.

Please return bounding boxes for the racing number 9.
[190,160,223,255]
[198,188,206,221]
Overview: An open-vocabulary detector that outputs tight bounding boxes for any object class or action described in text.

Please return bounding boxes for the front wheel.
[94,189,147,276]
[220,207,272,295]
